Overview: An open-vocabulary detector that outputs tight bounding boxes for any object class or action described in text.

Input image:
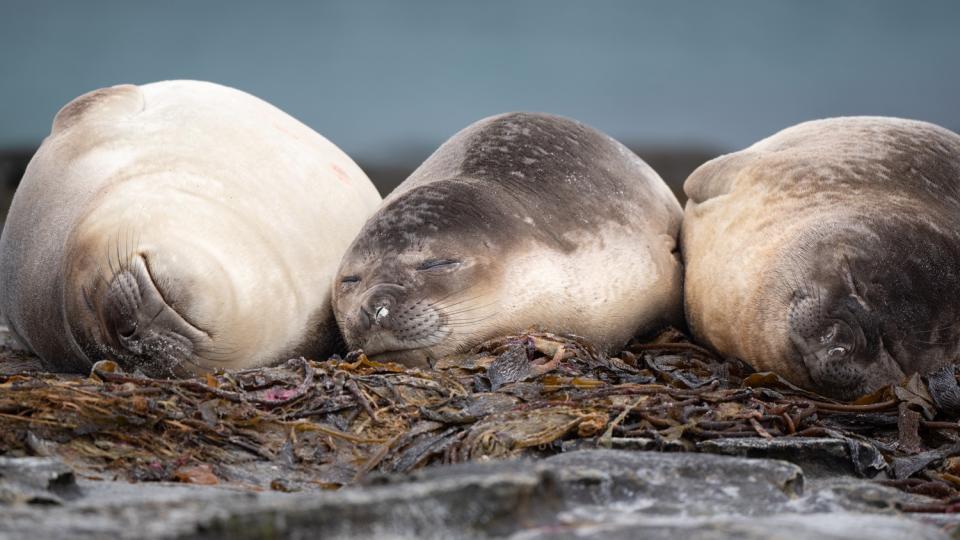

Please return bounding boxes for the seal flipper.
[52,84,145,135]
[684,152,758,204]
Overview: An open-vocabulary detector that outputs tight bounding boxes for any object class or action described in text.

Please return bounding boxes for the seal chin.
[797,341,906,401]
[356,330,449,367]
[90,254,212,377]
[367,348,438,368]
[798,348,867,400]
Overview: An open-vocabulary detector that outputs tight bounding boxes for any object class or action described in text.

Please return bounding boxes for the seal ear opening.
[52,84,145,135]
[683,152,756,204]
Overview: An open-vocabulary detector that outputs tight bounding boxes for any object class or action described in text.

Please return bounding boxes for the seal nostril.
[117,319,137,339]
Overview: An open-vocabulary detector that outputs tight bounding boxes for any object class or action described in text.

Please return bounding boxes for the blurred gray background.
[1,0,959,215]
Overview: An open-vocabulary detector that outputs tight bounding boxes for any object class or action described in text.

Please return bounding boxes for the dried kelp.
[2,328,960,511]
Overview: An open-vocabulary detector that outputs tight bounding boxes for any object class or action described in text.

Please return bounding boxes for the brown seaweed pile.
[3,328,960,512]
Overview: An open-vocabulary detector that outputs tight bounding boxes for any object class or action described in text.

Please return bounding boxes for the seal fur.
[0,80,382,376]
[682,116,960,399]
[333,112,683,366]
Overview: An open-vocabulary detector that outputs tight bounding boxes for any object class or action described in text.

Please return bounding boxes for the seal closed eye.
[333,112,684,367]
[681,116,960,400]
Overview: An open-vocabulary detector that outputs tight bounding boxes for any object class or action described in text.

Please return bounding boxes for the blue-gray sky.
[2,1,958,163]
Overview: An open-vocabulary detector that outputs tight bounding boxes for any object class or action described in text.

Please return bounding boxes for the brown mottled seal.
[333,112,683,366]
[0,80,381,376]
[682,116,960,400]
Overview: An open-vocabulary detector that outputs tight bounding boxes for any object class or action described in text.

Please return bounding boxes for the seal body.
[333,112,683,366]
[682,116,960,400]
[0,80,381,376]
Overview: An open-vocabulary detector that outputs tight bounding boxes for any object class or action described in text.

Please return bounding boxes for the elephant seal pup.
[333,112,683,366]
[682,116,960,400]
[0,80,381,376]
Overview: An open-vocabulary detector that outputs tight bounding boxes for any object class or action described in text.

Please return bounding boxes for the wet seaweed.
[2,328,960,511]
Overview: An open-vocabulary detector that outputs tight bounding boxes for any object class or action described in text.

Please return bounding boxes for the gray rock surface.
[514,513,947,540]
[698,436,888,477]
[0,457,80,505]
[0,450,953,539]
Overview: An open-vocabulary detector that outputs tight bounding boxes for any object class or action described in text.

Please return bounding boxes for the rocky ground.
[1,450,956,539]
[3,327,960,538]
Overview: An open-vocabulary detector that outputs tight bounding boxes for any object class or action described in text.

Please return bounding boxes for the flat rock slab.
[0,450,953,539]
[0,457,81,505]
[515,513,948,540]
[698,436,888,477]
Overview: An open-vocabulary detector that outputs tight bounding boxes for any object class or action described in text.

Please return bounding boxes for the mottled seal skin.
[333,112,683,366]
[0,80,381,376]
[682,116,960,400]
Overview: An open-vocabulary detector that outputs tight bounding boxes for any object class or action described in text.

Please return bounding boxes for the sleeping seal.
[0,80,381,376]
[682,116,960,400]
[333,112,683,366]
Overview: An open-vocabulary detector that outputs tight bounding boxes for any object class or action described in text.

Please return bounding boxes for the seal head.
[336,181,513,365]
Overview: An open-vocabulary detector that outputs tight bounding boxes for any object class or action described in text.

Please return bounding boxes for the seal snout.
[358,283,405,330]
[341,281,451,361]
[97,255,203,375]
[787,284,895,399]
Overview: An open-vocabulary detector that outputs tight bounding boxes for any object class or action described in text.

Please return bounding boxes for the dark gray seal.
[333,112,683,366]
[682,116,960,400]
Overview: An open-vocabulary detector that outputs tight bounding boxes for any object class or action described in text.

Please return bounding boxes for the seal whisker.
[195,343,244,359]
[104,236,117,279]
[183,358,215,374]
[909,337,956,347]
[144,304,165,328]
[190,351,237,365]
[440,315,493,328]
[121,224,131,271]
[816,282,823,318]
[92,264,109,291]
[162,346,215,375]
[911,321,960,335]
[197,343,243,355]
[790,264,808,298]
[440,302,498,317]
[429,297,483,312]
[114,227,124,274]
[427,287,484,310]
[418,287,470,311]
[80,284,96,312]
[441,310,498,326]
[441,294,490,306]
[124,223,140,270]
[443,314,496,325]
